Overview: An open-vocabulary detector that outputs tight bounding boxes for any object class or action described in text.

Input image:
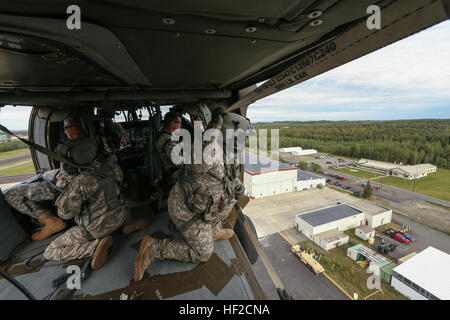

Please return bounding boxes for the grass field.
[0,158,35,176]
[0,148,30,160]
[298,239,406,300]
[376,169,450,202]
[334,167,384,180]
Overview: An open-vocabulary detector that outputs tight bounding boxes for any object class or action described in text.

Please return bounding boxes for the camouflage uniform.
[156,129,182,186]
[150,123,244,263]
[4,167,76,219]
[43,161,127,261]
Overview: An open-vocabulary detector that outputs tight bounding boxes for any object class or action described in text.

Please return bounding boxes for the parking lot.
[244,188,450,293]
[290,153,355,170]
[252,233,349,300]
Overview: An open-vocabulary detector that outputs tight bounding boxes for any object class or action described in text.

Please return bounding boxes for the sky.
[0,20,449,130]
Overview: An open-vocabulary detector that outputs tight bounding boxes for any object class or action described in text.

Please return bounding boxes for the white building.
[357,159,437,179]
[313,230,349,251]
[279,146,317,156]
[295,201,392,240]
[348,200,392,229]
[355,225,375,240]
[244,153,325,199]
[392,164,437,180]
[293,149,317,156]
[391,247,450,300]
[295,204,365,240]
[296,170,326,191]
[244,153,298,199]
[279,147,303,153]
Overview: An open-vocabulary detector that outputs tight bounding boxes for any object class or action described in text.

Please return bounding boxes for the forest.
[253,119,450,169]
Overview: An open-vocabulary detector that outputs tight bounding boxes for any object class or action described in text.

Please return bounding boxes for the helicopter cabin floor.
[0,204,264,300]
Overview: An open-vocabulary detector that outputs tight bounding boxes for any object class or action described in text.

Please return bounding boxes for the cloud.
[0,106,33,130]
[248,20,450,122]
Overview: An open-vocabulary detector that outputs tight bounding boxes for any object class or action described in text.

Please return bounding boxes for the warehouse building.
[295,204,365,240]
[392,164,437,180]
[244,153,325,199]
[348,200,392,229]
[391,247,450,300]
[295,201,391,240]
[357,159,437,179]
[280,146,317,156]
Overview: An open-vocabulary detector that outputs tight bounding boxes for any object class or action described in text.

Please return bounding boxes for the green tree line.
[0,140,28,153]
[253,119,450,169]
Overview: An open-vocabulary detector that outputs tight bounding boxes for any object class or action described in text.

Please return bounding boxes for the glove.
[234,184,246,200]
[210,106,226,127]
[55,143,69,157]
[62,163,77,175]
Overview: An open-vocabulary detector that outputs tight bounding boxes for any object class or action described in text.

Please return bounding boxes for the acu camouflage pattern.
[150,120,245,263]
[4,168,77,219]
[44,161,127,261]
[156,129,181,174]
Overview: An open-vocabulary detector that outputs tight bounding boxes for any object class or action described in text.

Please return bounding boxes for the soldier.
[134,106,249,281]
[155,110,184,191]
[43,139,127,270]
[4,117,91,241]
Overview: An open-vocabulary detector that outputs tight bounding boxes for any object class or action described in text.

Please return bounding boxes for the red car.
[340,177,348,181]
[394,233,410,244]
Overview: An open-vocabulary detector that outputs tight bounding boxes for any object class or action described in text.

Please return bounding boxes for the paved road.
[0,154,31,165]
[321,169,450,207]
[298,155,449,207]
[390,213,450,255]
[252,233,348,300]
[0,173,35,184]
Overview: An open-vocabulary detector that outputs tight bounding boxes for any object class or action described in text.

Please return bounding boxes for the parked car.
[353,191,361,196]
[343,186,351,190]
[401,232,415,242]
[326,179,331,183]
[394,233,411,244]
[340,177,348,181]
[326,161,332,164]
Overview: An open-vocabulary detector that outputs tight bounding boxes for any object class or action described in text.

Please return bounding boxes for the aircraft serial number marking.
[255,41,337,94]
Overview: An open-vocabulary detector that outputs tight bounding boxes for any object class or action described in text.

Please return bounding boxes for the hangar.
[243,153,326,199]
[391,247,450,300]
[244,152,297,199]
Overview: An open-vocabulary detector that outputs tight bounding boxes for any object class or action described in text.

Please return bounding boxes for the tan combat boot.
[31,211,67,241]
[213,229,234,241]
[134,235,155,282]
[121,218,151,235]
[91,236,113,270]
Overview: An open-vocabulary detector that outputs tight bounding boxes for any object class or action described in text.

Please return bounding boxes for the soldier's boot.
[91,236,113,270]
[121,218,151,235]
[213,229,234,241]
[134,235,155,282]
[31,211,67,241]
